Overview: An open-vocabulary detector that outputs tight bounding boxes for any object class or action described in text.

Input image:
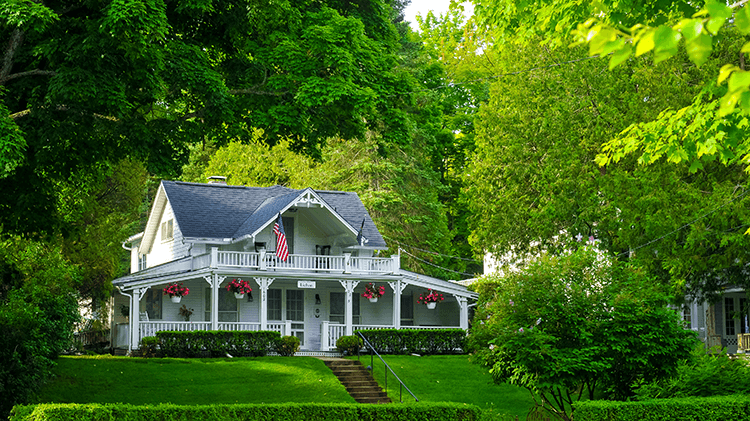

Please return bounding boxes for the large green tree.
[1,0,411,237]
[464,36,750,299]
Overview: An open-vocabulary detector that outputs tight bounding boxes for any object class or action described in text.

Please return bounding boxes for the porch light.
[315,294,321,305]
[255,242,266,252]
[247,291,253,302]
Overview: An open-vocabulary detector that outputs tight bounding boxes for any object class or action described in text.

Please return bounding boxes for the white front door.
[286,289,305,346]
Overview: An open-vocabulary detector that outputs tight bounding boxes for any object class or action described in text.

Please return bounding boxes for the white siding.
[147,203,191,267]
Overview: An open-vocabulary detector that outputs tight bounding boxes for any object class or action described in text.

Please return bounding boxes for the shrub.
[635,345,750,399]
[355,329,466,355]
[575,395,750,421]
[275,336,300,357]
[140,336,159,358]
[336,335,363,355]
[10,402,482,421]
[155,330,281,358]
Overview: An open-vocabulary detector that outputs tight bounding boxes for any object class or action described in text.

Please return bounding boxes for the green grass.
[352,354,536,420]
[33,356,355,405]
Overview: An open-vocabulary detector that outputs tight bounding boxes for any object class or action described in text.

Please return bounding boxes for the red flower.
[226,278,253,294]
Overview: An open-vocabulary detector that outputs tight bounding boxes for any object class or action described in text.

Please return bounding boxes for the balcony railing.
[213,249,398,275]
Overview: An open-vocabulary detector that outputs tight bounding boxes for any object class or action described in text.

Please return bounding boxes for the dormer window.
[161,219,173,242]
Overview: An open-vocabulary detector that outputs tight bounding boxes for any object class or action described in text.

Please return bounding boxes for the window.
[141,288,162,320]
[401,291,414,326]
[683,305,691,329]
[286,290,305,322]
[268,289,282,320]
[329,292,360,324]
[204,288,238,322]
[726,297,736,336]
[161,219,173,242]
[138,254,147,271]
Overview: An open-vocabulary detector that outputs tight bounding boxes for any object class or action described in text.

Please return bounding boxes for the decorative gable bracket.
[293,190,323,208]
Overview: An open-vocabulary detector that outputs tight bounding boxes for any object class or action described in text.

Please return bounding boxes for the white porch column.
[389,280,406,330]
[339,280,360,336]
[130,287,147,350]
[203,274,225,331]
[321,321,330,351]
[454,295,469,331]
[254,277,275,331]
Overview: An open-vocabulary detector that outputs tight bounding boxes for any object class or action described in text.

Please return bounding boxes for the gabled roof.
[142,181,387,250]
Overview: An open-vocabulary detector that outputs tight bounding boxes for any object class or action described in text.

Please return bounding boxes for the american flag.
[274,214,289,262]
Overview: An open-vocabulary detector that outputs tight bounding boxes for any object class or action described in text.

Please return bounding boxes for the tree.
[472,0,750,172]
[0,237,80,418]
[1,0,411,237]
[463,36,750,300]
[468,248,696,420]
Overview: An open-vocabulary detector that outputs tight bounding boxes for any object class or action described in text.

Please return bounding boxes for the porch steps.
[324,359,391,404]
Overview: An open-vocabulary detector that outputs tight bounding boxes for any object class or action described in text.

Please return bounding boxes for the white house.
[111,178,477,353]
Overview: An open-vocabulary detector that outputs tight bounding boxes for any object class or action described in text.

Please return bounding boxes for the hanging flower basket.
[163,282,190,303]
[226,278,252,299]
[361,283,385,303]
[417,289,444,309]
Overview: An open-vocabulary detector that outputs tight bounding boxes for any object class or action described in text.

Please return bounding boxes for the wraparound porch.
[114,272,476,352]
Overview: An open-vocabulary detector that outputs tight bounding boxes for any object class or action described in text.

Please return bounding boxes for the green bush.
[635,346,750,399]
[355,329,466,355]
[335,335,363,356]
[10,402,482,421]
[140,336,160,358]
[575,395,750,421]
[275,335,300,357]
[155,331,281,358]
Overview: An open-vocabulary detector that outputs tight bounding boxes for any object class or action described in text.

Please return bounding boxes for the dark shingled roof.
[161,181,386,248]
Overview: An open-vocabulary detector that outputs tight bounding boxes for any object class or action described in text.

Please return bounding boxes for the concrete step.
[323,358,390,404]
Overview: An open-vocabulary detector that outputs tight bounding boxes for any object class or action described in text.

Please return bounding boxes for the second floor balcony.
[138,247,399,277]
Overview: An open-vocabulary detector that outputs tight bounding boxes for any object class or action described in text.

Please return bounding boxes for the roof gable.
[143,181,387,249]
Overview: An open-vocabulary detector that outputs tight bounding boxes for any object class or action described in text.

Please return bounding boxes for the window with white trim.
[204,288,238,322]
[161,219,173,242]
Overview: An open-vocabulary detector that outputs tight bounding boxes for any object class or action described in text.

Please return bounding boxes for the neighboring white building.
[111,178,477,353]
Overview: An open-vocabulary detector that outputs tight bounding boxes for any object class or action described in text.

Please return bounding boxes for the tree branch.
[1,69,57,84]
[1,28,24,84]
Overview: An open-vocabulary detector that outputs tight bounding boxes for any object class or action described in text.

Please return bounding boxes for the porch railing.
[138,321,288,345]
[738,333,750,353]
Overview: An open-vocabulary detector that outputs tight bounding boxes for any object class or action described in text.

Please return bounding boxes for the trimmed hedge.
[355,329,466,355]
[574,395,750,421]
[155,330,281,358]
[10,402,481,421]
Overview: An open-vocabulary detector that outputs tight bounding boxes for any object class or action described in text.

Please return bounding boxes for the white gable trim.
[235,188,364,244]
[138,183,168,255]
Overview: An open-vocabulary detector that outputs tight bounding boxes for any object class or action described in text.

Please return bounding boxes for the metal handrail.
[356,331,418,403]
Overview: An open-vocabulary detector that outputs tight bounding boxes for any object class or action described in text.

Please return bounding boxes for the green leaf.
[588,27,617,56]
[676,19,703,41]
[737,5,750,35]
[609,44,632,69]
[635,29,655,56]
[706,0,733,18]
[739,91,750,111]
[728,70,750,93]
[719,92,740,116]
[742,42,750,53]
[653,26,680,63]
[685,33,713,67]
[718,64,739,84]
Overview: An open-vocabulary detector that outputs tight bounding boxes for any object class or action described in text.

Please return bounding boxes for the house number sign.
[298,281,316,289]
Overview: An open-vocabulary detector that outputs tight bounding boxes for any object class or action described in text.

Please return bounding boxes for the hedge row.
[11,402,481,421]
[153,330,282,358]
[355,329,466,355]
[574,395,750,421]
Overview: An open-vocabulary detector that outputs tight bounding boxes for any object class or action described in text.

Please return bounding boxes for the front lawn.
[353,354,536,419]
[33,356,354,405]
